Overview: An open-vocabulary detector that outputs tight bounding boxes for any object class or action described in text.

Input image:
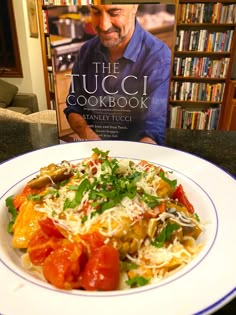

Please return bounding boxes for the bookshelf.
[169,0,236,130]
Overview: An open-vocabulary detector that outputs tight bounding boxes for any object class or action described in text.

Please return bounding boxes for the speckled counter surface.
[1,120,235,177]
[0,120,59,163]
[165,129,236,177]
[0,119,235,314]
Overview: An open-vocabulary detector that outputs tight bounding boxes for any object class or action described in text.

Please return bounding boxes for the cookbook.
[46,1,176,144]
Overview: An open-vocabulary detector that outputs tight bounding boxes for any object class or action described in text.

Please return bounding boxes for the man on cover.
[65,3,171,145]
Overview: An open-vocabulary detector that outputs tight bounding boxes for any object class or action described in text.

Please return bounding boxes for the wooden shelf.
[172,76,227,81]
[37,0,55,109]
[169,100,223,105]
[174,51,231,56]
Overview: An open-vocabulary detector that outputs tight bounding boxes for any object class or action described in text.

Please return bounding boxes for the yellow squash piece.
[12,200,45,248]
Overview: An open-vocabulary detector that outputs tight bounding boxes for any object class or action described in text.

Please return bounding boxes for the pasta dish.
[6,148,204,291]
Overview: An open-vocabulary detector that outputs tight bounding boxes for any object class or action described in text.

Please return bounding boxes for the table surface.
[0,119,235,314]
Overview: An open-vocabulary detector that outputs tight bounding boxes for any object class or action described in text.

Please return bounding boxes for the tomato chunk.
[28,229,62,265]
[79,245,120,291]
[173,184,194,214]
[39,217,64,238]
[43,241,88,290]
[80,231,105,255]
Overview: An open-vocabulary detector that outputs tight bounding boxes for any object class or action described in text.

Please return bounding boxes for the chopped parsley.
[141,191,160,208]
[126,276,150,288]
[5,196,18,233]
[159,171,177,190]
[64,178,90,210]
[120,261,139,272]
[151,221,180,248]
[194,213,200,222]
[92,147,109,158]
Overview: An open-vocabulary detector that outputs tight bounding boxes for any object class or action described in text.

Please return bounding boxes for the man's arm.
[67,112,101,140]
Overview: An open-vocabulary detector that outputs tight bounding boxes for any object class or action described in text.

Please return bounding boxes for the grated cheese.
[21,149,205,290]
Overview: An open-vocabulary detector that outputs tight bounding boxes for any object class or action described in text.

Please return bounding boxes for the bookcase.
[169,0,236,130]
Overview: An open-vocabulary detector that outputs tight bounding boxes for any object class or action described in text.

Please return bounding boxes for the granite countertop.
[165,129,236,177]
[0,119,235,314]
[1,120,235,176]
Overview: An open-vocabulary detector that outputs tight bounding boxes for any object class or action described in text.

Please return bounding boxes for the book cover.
[47,1,176,144]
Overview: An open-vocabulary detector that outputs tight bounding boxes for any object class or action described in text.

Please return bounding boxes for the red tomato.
[80,231,105,255]
[173,184,194,214]
[28,229,62,265]
[43,241,88,290]
[79,245,120,291]
[39,217,64,238]
[88,160,100,175]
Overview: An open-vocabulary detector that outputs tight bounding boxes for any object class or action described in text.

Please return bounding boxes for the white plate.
[0,141,235,315]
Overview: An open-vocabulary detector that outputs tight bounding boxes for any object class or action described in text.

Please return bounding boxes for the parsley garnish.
[126,276,150,288]
[120,261,139,272]
[92,147,109,158]
[64,178,90,210]
[27,193,43,201]
[5,196,18,233]
[81,215,88,223]
[194,213,200,222]
[141,191,160,208]
[159,171,177,190]
[27,189,59,202]
[151,221,180,248]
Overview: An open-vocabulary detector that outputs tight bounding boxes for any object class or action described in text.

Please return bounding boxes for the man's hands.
[139,137,157,144]
[67,113,101,140]
[68,113,157,144]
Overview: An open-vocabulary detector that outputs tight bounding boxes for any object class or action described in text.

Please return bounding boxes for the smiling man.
[65,3,171,145]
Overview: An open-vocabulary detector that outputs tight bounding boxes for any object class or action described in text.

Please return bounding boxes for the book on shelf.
[45,1,176,144]
[43,0,93,4]
[178,2,236,24]
[170,81,225,102]
[173,56,230,78]
[42,9,49,33]
[169,105,220,130]
[176,29,234,52]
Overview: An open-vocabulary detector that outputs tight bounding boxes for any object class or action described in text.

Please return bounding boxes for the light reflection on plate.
[0,141,235,315]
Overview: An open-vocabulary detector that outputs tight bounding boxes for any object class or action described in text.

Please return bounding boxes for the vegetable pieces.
[5,148,204,291]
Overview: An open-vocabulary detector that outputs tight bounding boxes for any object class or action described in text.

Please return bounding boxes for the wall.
[2,0,47,111]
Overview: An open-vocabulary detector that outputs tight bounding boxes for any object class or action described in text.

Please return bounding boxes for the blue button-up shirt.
[65,20,171,144]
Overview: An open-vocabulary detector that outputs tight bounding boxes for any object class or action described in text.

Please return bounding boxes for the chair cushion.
[7,106,32,115]
[0,79,18,107]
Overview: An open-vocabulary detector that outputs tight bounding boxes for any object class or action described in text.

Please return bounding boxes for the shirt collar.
[123,19,143,62]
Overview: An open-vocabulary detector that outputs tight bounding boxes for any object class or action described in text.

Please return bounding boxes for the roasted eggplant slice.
[28,162,73,189]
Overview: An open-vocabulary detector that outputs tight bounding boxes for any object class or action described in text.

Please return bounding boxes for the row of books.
[178,2,236,24]
[170,81,225,102]
[42,10,49,33]
[45,36,52,59]
[169,105,220,130]
[43,0,93,4]
[173,57,230,79]
[176,29,234,52]
[47,67,55,93]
